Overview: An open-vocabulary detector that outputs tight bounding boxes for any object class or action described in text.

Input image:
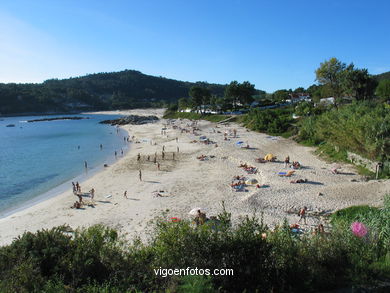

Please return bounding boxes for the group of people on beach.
[71,181,95,209]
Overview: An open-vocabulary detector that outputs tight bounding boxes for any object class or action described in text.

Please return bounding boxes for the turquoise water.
[0,114,129,217]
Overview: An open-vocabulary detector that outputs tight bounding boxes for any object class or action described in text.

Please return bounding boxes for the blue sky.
[1,0,389,92]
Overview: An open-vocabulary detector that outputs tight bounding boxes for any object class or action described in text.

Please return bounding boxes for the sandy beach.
[0,108,389,246]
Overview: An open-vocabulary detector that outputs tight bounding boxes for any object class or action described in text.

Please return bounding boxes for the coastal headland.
[0,108,388,246]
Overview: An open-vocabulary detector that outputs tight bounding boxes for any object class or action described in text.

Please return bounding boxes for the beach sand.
[0,108,389,246]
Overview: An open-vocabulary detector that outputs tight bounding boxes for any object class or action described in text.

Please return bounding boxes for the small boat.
[6,124,15,127]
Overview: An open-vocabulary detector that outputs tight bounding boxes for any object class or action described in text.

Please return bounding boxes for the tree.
[224,81,255,109]
[293,87,305,93]
[341,65,377,100]
[189,86,211,113]
[209,95,219,112]
[224,81,240,109]
[315,57,346,98]
[201,88,211,108]
[306,84,323,102]
[178,97,191,110]
[255,90,267,100]
[239,81,256,105]
[375,79,390,101]
[272,89,289,102]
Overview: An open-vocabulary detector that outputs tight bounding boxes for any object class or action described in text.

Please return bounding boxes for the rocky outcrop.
[347,151,379,172]
[99,115,159,126]
[27,117,89,122]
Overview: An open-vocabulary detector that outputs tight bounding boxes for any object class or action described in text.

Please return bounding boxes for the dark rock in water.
[6,124,15,127]
[27,117,89,123]
[100,115,159,126]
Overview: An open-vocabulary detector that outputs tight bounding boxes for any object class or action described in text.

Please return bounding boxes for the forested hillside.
[0,70,226,115]
[374,71,390,81]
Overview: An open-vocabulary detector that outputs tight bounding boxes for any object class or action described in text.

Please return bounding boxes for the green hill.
[0,70,226,115]
[374,70,390,81]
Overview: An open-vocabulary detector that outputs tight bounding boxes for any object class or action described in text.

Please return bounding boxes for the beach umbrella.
[189,207,207,215]
[351,222,368,237]
[245,178,258,185]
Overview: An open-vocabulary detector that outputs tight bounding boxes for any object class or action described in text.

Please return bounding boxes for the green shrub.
[163,111,231,123]
[330,205,380,224]
[177,275,216,293]
[242,107,294,135]
[1,200,390,292]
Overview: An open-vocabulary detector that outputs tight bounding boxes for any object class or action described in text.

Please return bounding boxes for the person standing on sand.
[162,145,165,151]
[284,156,290,168]
[76,193,83,203]
[139,170,142,181]
[76,182,80,192]
[162,151,165,160]
[177,146,179,153]
[157,162,160,170]
[72,182,76,194]
[90,188,95,200]
[137,153,141,162]
[124,191,128,199]
[298,206,307,224]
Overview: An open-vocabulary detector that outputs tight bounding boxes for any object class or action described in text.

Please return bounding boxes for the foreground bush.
[0,203,389,292]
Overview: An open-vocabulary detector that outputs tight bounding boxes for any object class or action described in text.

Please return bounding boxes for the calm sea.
[0,114,129,217]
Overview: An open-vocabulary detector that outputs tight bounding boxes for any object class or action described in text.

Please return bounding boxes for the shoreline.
[0,113,130,219]
[0,128,130,219]
[0,108,388,246]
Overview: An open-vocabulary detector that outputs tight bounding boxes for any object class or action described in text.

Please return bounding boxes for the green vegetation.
[376,79,390,101]
[0,70,226,114]
[374,70,390,82]
[330,195,390,261]
[1,200,389,292]
[224,81,256,109]
[296,102,390,176]
[163,110,232,123]
[330,205,380,225]
[241,107,295,136]
[315,57,377,101]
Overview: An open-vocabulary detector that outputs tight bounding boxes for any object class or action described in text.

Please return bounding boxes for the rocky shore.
[99,114,159,125]
[27,117,89,123]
